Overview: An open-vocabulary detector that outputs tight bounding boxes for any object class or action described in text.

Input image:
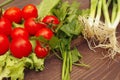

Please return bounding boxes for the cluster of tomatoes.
[0,4,60,59]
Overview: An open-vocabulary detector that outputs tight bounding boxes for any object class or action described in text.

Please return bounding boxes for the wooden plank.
[1,0,120,80]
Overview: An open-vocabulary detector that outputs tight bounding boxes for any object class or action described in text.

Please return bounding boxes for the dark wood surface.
[1,0,120,80]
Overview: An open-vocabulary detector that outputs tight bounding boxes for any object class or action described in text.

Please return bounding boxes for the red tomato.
[24,18,46,35]
[10,37,32,58]
[35,42,49,58]
[11,27,29,39]
[0,34,9,55]
[22,4,38,20]
[3,7,22,23]
[0,17,12,36]
[35,27,54,40]
[42,15,60,25]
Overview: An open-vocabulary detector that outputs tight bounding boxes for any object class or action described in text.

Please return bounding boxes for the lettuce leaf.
[28,53,44,71]
[0,53,25,80]
[37,0,60,18]
[0,52,9,75]
[0,51,44,80]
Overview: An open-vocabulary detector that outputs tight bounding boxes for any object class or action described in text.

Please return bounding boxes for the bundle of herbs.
[49,1,89,80]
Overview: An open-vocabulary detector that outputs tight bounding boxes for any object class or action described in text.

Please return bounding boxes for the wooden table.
[0,0,120,80]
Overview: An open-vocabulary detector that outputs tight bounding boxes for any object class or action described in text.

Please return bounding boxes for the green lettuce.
[0,51,44,80]
[37,0,60,18]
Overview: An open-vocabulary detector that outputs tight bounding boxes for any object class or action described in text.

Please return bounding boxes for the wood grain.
[0,0,120,80]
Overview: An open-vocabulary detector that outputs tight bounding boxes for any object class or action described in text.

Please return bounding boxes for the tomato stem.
[12,22,24,28]
[0,0,14,8]
[0,8,2,18]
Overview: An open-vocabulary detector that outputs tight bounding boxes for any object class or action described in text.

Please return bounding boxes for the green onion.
[79,0,120,58]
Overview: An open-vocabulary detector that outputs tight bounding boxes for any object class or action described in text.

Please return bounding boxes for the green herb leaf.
[49,36,60,49]
[60,19,83,36]
[52,1,69,21]
[53,1,83,37]
[71,48,82,63]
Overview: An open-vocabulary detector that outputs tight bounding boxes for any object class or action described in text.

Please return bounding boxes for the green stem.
[89,0,98,19]
[112,0,120,28]
[62,51,71,80]
[95,0,102,23]
[102,0,111,27]
[107,0,112,7]
[0,0,14,8]
[69,51,72,72]
[55,21,63,33]
[111,0,117,24]
[62,51,67,80]
[61,38,72,80]
[52,50,63,60]
[64,54,70,80]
